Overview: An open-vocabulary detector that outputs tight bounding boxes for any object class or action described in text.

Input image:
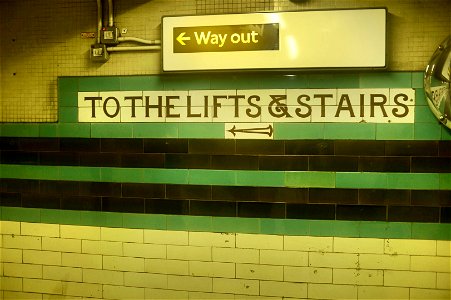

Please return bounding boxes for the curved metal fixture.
[117,37,161,45]
[106,45,161,52]
[424,35,451,129]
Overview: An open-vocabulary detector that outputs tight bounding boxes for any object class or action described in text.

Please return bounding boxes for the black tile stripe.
[1,179,450,223]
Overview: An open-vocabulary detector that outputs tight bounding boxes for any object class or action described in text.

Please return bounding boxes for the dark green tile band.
[1,206,450,240]
[1,164,450,190]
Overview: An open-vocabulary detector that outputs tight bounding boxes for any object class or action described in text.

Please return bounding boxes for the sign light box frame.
[161,8,387,72]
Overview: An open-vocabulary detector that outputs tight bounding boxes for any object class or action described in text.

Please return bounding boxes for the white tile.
[167,245,211,261]
[124,272,167,289]
[333,237,384,254]
[144,229,188,245]
[62,282,103,298]
[23,278,62,295]
[259,280,307,298]
[284,236,333,252]
[60,225,100,240]
[167,275,212,292]
[123,242,166,259]
[101,227,143,243]
[284,266,332,283]
[189,232,235,248]
[103,255,145,272]
[42,237,81,253]
[82,240,123,256]
[385,239,436,256]
[384,270,436,288]
[189,261,235,278]
[145,258,189,276]
[333,269,383,286]
[78,92,99,108]
[23,250,61,266]
[260,249,308,266]
[103,284,145,300]
[83,269,123,285]
[236,233,283,250]
[357,286,409,299]
[21,223,59,238]
[236,263,283,281]
[43,266,82,282]
[212,247,259,264]
[308,283,357,300]
[212,278,259,296]
[61,253,102,269]
[4,263,43,279]
[0,221,21,235]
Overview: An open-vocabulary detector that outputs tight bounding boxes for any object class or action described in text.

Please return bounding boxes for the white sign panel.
[162,8,386,71]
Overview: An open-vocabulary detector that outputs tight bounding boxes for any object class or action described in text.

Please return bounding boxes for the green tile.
[359,221,388,238]
[441,127,451,140]
[167,215,190,231]
[58,123,91,138]
[133,123,179,138]
[178,123,224,138]
[99,212,124,228]
[101,167,143,183]
[324,123,376,140]
[80,211,105,227]
[385,222,412,239]
[79,76,120,92]
[59,107,78,123]
[39,124,58,137]
[309,220,334,237]
[261,218,289,235]
[414,123,442,140]
[275,123,324,139]
[285,171,335,188]
[415,106,438,123]
[58,77,79,94]
[143,168,189,184]
[91,123,133,138]
[283,219,310,236]
[1,165,58,181]
[59,91,78,107]
[120,76,164,90]
[411,223,451,240]
[256,74,309,89]
[60,166,101,182]
[212,217,260,234]
[387,173,439,190]
[123,213,166,230]
[440,174,451,190]
[164,75,211,90]
[188,216,213,232]
[308,74,360,88]
[236,170,285,187]
[415,88,428,106]
[1,207,41,223]
[411,72,424,88]
[333,221,360,237]
[41,209,81,225]
[336,172,387,189]
[0,124,40,137]
[189,169,235,186]
[360,72,412,88]
[376,124,414,140]
[210,74,260,89]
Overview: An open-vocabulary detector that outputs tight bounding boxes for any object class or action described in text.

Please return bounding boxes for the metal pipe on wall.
[117,37,161,45]
[108,0,114,27]
[106,46,161,52]
[97,0,102,43]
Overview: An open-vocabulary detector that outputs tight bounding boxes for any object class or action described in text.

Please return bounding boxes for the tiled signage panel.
[78,88,415,124]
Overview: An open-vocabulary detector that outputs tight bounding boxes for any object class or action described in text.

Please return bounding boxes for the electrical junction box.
[90,43,109,62]
[101,26,119,45]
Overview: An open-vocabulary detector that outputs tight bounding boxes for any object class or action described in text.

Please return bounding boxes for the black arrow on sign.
[228,124,273,137]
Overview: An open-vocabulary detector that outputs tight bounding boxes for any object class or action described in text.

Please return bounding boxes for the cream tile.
[358,253,411,270]
[43,266,82,282]
[124,272,167,289]
[21,223,59,238]
[309,252,359,269]
[103,284,145,300]
[42,237,81,253]
[123,242,166,259]
[60,225,100,240]
[1,248,23,263]
[101,227,143,243]
[82,269,123,285]
[1,277,23,292]
[333,269,383,286]
[236,263,283,281]
[384,270,436,288]
[236,233,283,250]
[167,245,211,261]
[308,283,357,300]
[167,275,212,292]
[82,240,123,256]
[212,247,259,264]
[145,258,189,276]
[189,261,235,278]
[189,232,235,248]
[4,263,42,279]
[3,291,43,300]
[284,266,332,283]
[357,286,409,299]
[411,256,451,272]
[23,278,62,295]
[259,280,307,299]
[284,236,333,252]
[385,239,436,256]
[61,253,102,269]
[62,282,102,298]
[103,255,145,272]
[144,229,188,245]
[437,273,451,290]
[437,241,451,257]
[23,250,61,266]
[0,221,21,235]
[212,278,259,296]
[333,237,384,254]
[145,288,188,299]
[260,249,308,267]
[410,288,451,299]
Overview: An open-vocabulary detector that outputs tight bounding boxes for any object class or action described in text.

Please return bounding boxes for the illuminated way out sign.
[162,8,387,72]
[173,24,279,53]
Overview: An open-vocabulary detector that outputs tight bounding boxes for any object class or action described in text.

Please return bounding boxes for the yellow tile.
[82,269,124,285]
[385,239,436,256]
[357,286,409,299]
[260,281,307,298]
[358,253,410,270]
[3,235,41,250]
[437,241,451,257]
[189,261,235,278]
[212,247,259,264]
[285,266,332,283]
[167,245,211,261]
[333,237,384,254]
[60,225,100,240]
[308,283,357,299]
[189,232,235,248]
[437,273,451,290]
[284,236,333,252]
[1,248,23,263]
[43,266,82,282]
[4,263,42,279]
[1,277,23,292]
[123,242,166,259]
[103,255,145,272]
[21,223,59,238]
[61,253,102,269]
[212,278,259,296]
[410,288,451,299]
[384,270,436,288]
[124,271,167,289]
[0,221,21,235]
[42,237,81,253]
[167,275,212,292]
[236,263,283,281]
[188,291,235,299]
[333,269,383,286]
[236,233,283,250]
[101,227,143,243]
[145,288,188,299]
[3,291,43,300]
[309,252,359,269]
[144,229,188,245]
[260,249,308,267]
[23,278,62,295]
[62,282,102,298]
[411,256,451,272]
[82,240,123,256]
[145,258,189,275]
[103,284,145,300]
[23,250,61,266]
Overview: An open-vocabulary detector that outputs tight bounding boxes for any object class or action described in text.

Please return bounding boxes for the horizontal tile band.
[1,164,450,190]
[1,206,450,240]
